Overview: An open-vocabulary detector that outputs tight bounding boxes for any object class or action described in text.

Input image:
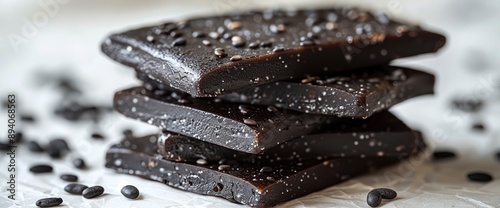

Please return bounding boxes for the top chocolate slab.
[101,8,446,97]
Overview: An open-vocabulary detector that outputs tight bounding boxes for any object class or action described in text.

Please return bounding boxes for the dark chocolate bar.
[158,111,425,163]
[114,87,328,154]
[140,66,434,118]
[105,135,414,207]
[102,8,445,97]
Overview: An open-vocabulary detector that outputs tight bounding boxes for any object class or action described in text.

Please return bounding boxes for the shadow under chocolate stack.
[102,7,445,207]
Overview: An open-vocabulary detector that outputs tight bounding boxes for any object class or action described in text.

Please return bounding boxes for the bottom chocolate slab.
[105,135,418,207]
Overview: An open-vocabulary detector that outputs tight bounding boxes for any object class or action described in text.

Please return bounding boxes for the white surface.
[1,0,500,207]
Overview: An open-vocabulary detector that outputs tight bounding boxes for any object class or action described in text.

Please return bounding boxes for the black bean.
[28,141,44,152]
[467,172,493,182]
[121,185,140,199]
[432,151,456,161]
[82,186,105,199]
[472,123,485,131]
[366,189,382,207]
[29,165,53,173]
[49,138,70,151]
[90,133,105,140]
[64,183,88,195]
[73,158,86,169]
[367,188,397,207]
[0,142,13,151]
[35,197,63,207]
[20,114,36,123]
[60,174,78,182]
[375,188,397,199]
[452,99,483,112]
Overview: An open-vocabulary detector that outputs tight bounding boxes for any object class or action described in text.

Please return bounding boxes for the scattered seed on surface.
[20,114,36,123]
[192,31,205,38]
[82,186,105,199]
[243,118,257,125]
[91,133,105,140]
[432,151,456,161]
[218,164,230,171]
[29,164,53,173]
[467,172,493,182]
[60,174,78,182]
[73,158,86,169]
[28,141,44,152]
[171,37,186,46]
[260,166,273,173]
[35,197,63,207]
[230,55,242,62]
[64,183,88,195]
[202,40,211,46]
[121,185,140,199]
[367,189,382,207]
[214,48,227,57]
[196,159,207,165]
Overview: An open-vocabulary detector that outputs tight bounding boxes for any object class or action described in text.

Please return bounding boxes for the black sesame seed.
[367,189,382,207]
[218,164,230,171]
[192,31,205,38]
[146,35,155,43]
[49,138,70,151]
[272,47,285,53]
[222,32,233,40]
[20,114,36,123]
[90,133,105,140]
[452,99,483,112]
[64,183,88,195]
[171,37,186,46]
[208,31,220,39]
[29,164,53,173]
[60,174,78,182]
[248,42,259,49]
[82,186,105,199]
[467,172,493,182]
[230,55,243,62]
[432,151,456,161]
[46,147,62,159]
[243,118,257,125]
[472,123,485,131]
[202,40,211,46]
[300,40,314,46]
[35,197,63,207]
[121,185,140,199]
[260,41,272,48]
[122,129,134,137]
[73,158,86,169]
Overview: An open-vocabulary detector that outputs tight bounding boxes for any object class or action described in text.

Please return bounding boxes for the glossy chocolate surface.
[102,8,445,97]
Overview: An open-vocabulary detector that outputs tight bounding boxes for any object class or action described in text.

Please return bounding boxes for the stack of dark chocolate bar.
[101,7,445,207]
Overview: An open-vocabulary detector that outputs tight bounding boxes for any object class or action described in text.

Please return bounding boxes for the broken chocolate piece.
[158,111,425,163]
[101,8,446,97]
[113,87,328,154]
[106,135,416,207]
[141,66,434,118]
